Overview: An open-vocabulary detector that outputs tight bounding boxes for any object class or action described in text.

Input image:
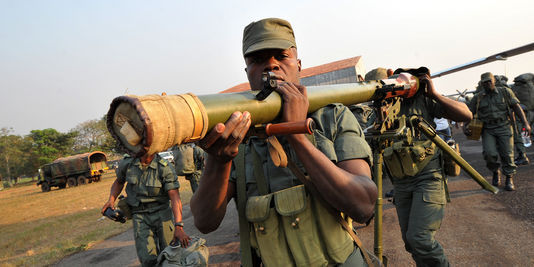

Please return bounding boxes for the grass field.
[0,171,193,267]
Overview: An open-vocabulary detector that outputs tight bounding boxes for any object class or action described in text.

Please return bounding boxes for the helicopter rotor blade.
[431,42,534,78]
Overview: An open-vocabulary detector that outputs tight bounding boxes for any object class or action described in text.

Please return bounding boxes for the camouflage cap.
[242,18,296,57]
[364,68,388,81]
[480,72,495,83]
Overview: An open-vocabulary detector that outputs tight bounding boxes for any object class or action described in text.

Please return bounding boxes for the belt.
[485,118,508,124]
[131,201,168,213]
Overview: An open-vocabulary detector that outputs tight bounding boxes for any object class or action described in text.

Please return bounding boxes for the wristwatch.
[174,221,184,227]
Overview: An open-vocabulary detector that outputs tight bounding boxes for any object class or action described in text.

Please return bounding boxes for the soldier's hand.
[463,123,472,136]
[101,201,114,215]
[525,124,532,137]
[172,227,191,248]
[198,111,251,163]
[275,82,309,123]
[419,73,439,99]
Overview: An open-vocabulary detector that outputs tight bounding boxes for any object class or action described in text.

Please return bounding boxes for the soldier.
[467,72,531,191]
[494,75,509,88]
[512,73,534,128]
[380,67,472,267]
[173,144,205,192]
[511,73,534,165]
[494,75,529,165]
[190,18,378,266]
[101,153,190,267]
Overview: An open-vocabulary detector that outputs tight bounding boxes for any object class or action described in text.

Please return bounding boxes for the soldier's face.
[244,47,301,91]
[483,80,495,91]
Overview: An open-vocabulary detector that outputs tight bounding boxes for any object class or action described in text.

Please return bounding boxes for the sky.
[1,0,533,136]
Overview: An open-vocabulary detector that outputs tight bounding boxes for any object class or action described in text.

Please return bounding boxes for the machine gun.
[365,68,498,263]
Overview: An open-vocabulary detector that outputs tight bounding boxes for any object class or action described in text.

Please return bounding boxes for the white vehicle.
[158,151,175,164]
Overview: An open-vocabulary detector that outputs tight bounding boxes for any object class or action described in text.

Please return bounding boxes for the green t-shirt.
[229,103,372,197]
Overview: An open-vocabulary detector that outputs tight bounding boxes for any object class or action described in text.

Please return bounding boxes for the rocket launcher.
[106,72,419,157]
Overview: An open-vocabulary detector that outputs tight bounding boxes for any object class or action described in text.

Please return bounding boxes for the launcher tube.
[107,73,418,156]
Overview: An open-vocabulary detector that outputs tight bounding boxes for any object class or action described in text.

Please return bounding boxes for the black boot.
[515,153,530,166]
[492,170,501,187]
[505,175,516,191]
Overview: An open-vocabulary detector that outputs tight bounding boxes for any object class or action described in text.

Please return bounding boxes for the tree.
[0,127,16,181]
[0,127,32,182]
[28,128,77,166]
[71,115,117,153]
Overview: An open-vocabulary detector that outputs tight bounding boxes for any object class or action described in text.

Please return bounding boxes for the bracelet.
[174,221,184,227]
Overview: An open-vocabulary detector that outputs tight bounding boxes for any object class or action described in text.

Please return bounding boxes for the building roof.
[221,56,361,93]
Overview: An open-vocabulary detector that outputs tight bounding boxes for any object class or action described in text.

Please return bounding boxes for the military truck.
[37,151,109,192]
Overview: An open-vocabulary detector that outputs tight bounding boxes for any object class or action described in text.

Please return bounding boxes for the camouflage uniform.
[389,90,450,267]
[495,75,529,165]
[511,73,534,164]
[173,144,203,192]
[230,104,372,266]
[191,145,205,192]
[468,75,519,184]
[116,154,180,267]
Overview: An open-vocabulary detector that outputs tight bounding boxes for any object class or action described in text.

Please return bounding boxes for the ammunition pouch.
[245,185,354,266]
[383,140,436,179]
[466,119,483,140]
[443,143,461,177]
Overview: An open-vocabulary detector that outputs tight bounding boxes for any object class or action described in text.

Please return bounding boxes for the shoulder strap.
[499,87,517,126]
[251,144,270,195]
[234,144,255,267]
[474,95,481,120]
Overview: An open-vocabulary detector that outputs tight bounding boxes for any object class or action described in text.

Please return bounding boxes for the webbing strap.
[266,136,288,167]
[234,145,254,267]
[251,145,270,195]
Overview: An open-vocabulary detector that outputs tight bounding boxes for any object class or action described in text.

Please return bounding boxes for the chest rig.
[234,135,376,267]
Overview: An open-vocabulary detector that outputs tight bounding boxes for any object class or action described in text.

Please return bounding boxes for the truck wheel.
[41,182,51,192]
[67,177,77,187]
[77,176,87,185]
[58,183,66,189]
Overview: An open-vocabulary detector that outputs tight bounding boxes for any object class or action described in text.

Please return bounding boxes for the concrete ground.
[55,129,534,266]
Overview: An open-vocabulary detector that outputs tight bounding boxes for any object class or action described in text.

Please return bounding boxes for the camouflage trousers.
[393,173,450,267]
[482,125,516,176]
[132,206,175,267]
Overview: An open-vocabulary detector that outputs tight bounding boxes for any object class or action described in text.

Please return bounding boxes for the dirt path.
[55,129,534,266]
